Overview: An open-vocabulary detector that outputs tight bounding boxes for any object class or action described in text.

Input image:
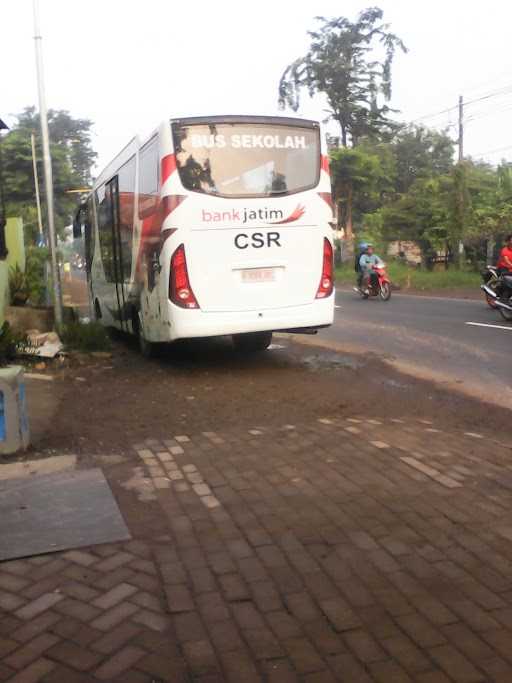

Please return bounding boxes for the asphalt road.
[64,266,510,407]
[317,288,512,406]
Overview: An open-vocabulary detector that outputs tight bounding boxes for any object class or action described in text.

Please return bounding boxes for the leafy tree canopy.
[15,107,96,184]
[391,125,455,193]
[330,143,395,234]
[279,7,407,146]
[1,107,96,242]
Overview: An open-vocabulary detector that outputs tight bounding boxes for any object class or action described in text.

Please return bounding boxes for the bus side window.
[138,137,159,219]
[96,184,115,283]
[118,156,136,281]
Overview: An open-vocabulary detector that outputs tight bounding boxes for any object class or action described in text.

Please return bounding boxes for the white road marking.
[465,321,512,331]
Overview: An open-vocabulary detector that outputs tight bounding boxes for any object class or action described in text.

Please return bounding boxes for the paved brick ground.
[2,416,512,681]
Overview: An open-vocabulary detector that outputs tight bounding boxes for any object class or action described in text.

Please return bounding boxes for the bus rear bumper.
[168,299,334,341]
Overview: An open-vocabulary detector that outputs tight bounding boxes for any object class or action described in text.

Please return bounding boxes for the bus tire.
[232,331,272,352]
[133,312,156,358]
[139,333,156,358]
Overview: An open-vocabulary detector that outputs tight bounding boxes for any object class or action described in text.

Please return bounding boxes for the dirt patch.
[24,335,510,459]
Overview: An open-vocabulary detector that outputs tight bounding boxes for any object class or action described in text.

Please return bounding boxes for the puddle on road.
[302,352,365,371]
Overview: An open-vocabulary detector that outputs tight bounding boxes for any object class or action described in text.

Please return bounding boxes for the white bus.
[75,115,335,354]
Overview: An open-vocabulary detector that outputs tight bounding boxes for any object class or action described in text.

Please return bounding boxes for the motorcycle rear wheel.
[499,305,512,322]
[379,283,391,301]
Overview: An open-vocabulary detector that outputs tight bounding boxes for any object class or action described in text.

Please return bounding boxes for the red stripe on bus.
[321,155,330,175]
[162,194,186,218]
[318,192,334,211]
[161,154,177,184]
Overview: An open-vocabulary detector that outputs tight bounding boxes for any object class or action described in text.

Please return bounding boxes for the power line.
[464,86,512,110]
[410,104,458,124]
[410,84,512,123]
[466,102,512,125]
[472,144,512,158]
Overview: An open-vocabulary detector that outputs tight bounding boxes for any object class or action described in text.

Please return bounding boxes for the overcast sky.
[3,0,512,174]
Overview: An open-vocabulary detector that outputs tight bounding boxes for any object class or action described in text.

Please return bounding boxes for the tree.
[378,174,453,261]
[453,160,512,264]
[330,142,394,236]
[360,126,457,263]
[15,107,96,185]
[2,107,97,242]
[391,125,455,193]
[278,8,407,146]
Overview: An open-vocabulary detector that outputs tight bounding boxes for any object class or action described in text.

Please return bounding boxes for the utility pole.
[0,118,9,260]
[30,133,44,245]
[33,0,63,327]
[458,95,464,162]
[456,95,465,266]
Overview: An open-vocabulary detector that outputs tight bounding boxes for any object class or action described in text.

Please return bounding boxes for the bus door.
[105,177,129,332]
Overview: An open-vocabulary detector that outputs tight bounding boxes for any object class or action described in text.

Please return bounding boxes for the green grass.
[335,260,481,291]
[59,322,112,352]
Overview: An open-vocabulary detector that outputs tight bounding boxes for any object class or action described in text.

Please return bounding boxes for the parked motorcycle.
[480,265,499,309]
[354,263,391,301]
[482,272,512,321]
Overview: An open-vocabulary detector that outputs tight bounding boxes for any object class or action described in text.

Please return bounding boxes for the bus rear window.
[172,122,320,198]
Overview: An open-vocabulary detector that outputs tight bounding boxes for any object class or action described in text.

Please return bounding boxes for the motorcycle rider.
[497,234,512,276]
[359,243,383,293]
[355,242,368,290]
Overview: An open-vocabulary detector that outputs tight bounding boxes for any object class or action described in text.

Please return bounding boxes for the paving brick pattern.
[2,417,512,680]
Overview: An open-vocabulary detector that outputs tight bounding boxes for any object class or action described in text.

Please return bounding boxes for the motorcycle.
[482,271,512,321]
[480,265,499,309]
[354,263,391,301]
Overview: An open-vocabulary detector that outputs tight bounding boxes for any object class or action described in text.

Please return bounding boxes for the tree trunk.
[345,183,353,239]
[341,123,347,148]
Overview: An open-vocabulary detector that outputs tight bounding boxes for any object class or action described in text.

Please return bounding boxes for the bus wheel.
[133,313,155,358]
[232,332,273,352]
[138,333,156,358]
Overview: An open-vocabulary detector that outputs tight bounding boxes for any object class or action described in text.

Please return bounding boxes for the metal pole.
[30,133,44,242]
[456,95,465,265]
[33,0,63,326]
[0,119,8,260]
[458,95,464,162]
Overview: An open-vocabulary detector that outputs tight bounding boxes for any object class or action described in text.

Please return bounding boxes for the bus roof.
[92,114,320,189]
[170,114,319,128]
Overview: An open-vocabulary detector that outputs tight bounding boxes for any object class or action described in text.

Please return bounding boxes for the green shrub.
[59,322,111,352]
[25,247,49,306]
[9,265,29,306]
[335,260,480,290]
[0,322,27,365]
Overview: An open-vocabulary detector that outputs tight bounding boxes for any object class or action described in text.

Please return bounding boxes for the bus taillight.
[169,244,199,309]
[316,238,334,299]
